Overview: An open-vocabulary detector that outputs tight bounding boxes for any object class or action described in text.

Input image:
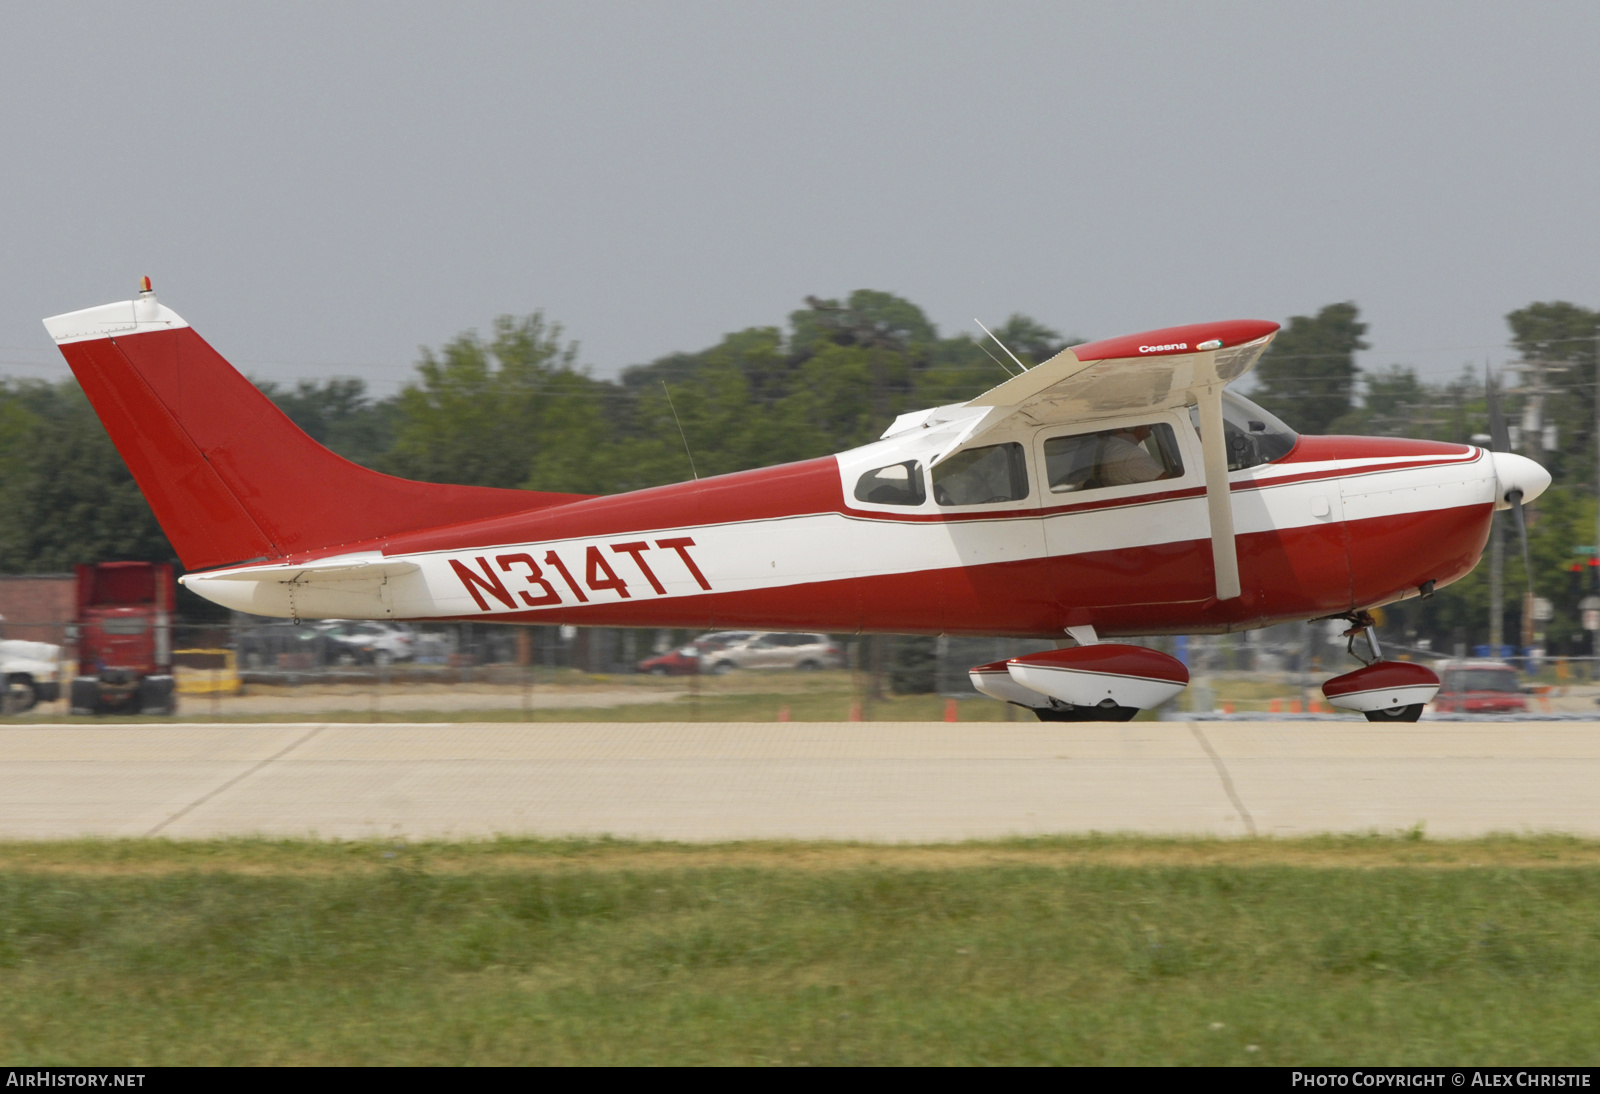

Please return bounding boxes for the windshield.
[1190,391,1298,470]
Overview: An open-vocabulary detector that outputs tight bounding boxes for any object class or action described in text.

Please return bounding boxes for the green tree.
[1330,365,1441,438]
[0,381,173,573]
[789,290,938,356]
[987,313,1068,366]
[788,291,942,436]
[1504,301,1599,486]
[1251,302,1368,434]
[382,313,601,490]
[1506,302,1599,382]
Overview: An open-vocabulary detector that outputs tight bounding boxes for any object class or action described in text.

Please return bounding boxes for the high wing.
[883,320,1279,601]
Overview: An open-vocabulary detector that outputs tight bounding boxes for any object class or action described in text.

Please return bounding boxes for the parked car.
[1431,659,1527,714]
[316,620,416,667]
[696,631,760,653]
[704,632,844,673]
[1,639,62,711]
[236,622,333,672]
[638,645,701,676]
[637,631,760,675]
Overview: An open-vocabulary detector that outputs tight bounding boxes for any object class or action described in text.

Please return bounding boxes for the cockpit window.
[1044,423,1184,493]
[931,443,1029,506]
[1189,391,1298,471]
[854,460,926,506]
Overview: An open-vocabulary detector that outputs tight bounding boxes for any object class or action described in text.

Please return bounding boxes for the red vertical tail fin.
[45,288,585,571]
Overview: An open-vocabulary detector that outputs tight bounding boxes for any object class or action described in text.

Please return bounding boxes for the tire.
[1364,703,1424,723]
[138,676,177,718]
[709,660,734,676]
[70,677,101,716]
[373,650,393,669]
[649,666,669,676]
[797,660,820,672]
[5,675,37,713]
[1033,703,1139,722]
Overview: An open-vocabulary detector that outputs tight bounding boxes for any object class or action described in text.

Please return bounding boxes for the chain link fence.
[2,612,1594,720]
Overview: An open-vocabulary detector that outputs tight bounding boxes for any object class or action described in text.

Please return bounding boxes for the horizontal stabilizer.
[187,558,421,584]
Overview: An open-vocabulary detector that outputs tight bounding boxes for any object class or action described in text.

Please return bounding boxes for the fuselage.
[43,290,1535,641]
[185,417,1511,639]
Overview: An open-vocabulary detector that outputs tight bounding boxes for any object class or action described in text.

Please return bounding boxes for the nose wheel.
[1364,703,1424,722]
[1320,612,1437,723]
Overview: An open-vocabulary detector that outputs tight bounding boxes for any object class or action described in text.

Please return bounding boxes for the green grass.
[2,837,1600,1064]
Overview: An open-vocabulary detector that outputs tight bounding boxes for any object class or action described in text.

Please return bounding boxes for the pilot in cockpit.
[1096,425,1165,486]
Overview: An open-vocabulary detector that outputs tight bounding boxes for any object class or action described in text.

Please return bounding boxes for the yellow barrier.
[173,648,240,696]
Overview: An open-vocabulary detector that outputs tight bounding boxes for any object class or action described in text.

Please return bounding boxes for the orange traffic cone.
[778,705,791,722]
[1269,697,1282,714]
[848,700,863,722]
[944,698,958,722]
[1289,699,1302,714]
[1310,697,1323,713]
[1221,701,1234,714]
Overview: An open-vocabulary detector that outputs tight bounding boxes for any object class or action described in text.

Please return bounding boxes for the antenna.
[974,340,1020,377]
[975,318,1029,373]
[661,381,698,481]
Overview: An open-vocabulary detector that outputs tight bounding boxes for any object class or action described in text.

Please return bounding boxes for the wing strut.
[1195,384,1242,601]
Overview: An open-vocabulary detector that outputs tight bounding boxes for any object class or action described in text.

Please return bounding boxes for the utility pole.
[1489,511,1504,653]
[1487,362,1505,654]
[1522,355,1546,466]
[1518,360,1544,656]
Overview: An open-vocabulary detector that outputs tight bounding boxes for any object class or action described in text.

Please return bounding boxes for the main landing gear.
[1319,611,1440,723]
[968,636,1189,722]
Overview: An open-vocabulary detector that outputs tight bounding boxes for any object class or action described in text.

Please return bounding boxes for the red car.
[637,632,759,675]
[638,645,701,676]
[1431,660,1528,714]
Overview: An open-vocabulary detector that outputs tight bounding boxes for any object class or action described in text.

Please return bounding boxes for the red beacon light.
[139,276,152,294]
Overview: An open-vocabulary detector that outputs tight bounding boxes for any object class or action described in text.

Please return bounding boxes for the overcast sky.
[3,1,1597,397]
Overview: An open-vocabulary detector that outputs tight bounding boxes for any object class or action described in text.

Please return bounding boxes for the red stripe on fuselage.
[407,503,1490,638]
[213,427,1489,636]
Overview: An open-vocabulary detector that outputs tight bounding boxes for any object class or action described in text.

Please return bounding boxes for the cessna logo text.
[1138,342,1187,353]
[450,537,710,612]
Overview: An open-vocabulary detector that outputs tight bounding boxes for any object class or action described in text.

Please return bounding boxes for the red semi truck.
[69,562,177,716]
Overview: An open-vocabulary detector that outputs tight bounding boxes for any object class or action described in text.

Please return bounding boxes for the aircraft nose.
[1490,450,1552,508]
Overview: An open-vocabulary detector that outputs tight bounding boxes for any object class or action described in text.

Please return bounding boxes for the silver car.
[704,632,844,673]
[315,620,416,667]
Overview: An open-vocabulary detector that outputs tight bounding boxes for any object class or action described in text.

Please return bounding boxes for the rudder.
[45,286,586,571]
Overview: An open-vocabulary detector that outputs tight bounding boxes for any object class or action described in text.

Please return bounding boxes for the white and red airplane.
[43,281,1551,722]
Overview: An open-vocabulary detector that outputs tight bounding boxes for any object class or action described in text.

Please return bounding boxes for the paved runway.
[0,720,1596,841]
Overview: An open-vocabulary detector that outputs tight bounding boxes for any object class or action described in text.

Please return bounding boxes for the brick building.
[0,574,75,645]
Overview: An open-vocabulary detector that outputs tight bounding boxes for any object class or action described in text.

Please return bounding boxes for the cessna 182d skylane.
[44,281,1551,722]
